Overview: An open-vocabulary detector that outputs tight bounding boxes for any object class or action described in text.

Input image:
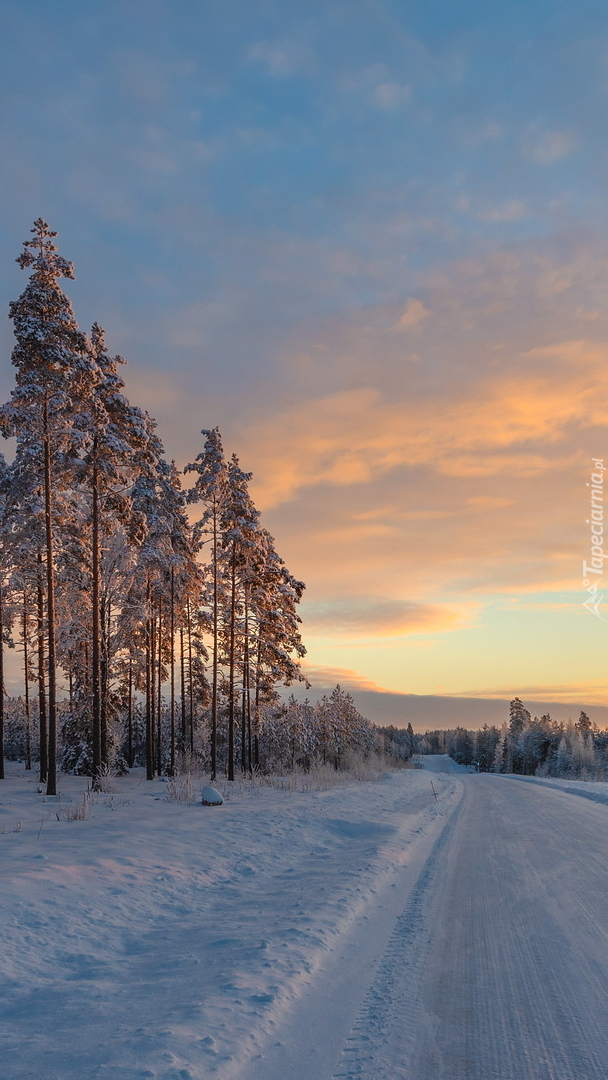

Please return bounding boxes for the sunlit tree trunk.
[37,552,47,784]
[187,599,194,756]
[146,575,154,780]
[23,593,31,771]
[127,658,133,769]
[241,593,250,773]
[0,581,4,780]
[91,436,102,783]
[43,396,58,796]
[156,599,162,775]
[211,497,219,779]
[170,567,175,775]
[100,597,110,769]
[227,541,237,781]
[179,623,186,755]
[245,599,252,774]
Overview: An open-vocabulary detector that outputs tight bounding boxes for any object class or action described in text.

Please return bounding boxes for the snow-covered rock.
[201,785,223,806]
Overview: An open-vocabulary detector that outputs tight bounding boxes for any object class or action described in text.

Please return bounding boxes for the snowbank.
[0,764,460,1080]
[502,772,608,808]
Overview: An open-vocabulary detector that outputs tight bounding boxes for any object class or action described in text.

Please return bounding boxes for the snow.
[201,785,223,805]
[503,770,608,807]
[4,757,608,1079]
[0,762,458,1080]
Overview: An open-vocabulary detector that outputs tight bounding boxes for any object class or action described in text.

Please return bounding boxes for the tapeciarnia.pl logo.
[582,458,605,619]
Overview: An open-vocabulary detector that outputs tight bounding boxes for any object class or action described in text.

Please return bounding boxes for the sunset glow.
[1,2,607,725]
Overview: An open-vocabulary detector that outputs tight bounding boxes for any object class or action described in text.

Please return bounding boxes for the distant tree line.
[428,697,608,780]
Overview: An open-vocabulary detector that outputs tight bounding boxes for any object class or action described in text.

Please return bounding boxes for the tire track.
[411,776,608,1080]
[331,795,464,1080]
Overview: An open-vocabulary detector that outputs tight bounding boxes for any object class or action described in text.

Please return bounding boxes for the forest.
[420,697,608,779]
[0,220,382,794]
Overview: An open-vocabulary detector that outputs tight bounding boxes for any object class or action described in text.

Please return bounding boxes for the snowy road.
[246,760,608,1080]
[404,771,608,1080]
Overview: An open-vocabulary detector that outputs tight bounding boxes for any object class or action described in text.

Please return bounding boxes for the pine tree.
[220,456,260,780]
[1,221,94,795]
[185,427,229,779]
[251,529,306,709]
[74,323,154,781]
[576,710,592,732]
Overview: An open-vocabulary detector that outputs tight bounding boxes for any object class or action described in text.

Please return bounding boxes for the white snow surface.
[3,755,608,1079]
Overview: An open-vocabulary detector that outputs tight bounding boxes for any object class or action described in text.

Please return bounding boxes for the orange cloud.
[303,598,475,638]
[394,297,431,329]
[298,662,388,693]
[244,339,608,508]
[455,683,608,707]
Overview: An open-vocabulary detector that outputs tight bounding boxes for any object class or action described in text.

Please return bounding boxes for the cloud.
[242,340,608,508]
[528,129,577,164]
[478,201,526,222]
[298,663,388,693]
[394,297,431,329]
[372,81,411,109]
[456,119,503,148]
[455,683,608,707]
[303,598,470,638]
[248,39,313,78]
[466,496,516,509]
[338,65,412,111]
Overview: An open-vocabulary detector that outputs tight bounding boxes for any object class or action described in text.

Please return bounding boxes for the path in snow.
[326,767,608,1080]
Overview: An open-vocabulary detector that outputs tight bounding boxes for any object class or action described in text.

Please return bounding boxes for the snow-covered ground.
[0,760,459,1080]
[4,758,608,1079]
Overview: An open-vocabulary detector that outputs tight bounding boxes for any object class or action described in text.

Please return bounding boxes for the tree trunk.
[254,635,262,768]
[127,659,133,769]
[43,397,58,797]
[241,592,249,773]
[0,582,4,780]
[23,593,31,771]
[37,552,47,784]
[245,605,252,774]
[227,541,237,781]
[187,599,194,756]
[145,574,154,780]
[156,600,162,775]
[211,497,218,780]
[100,597,110,769]
[170,567,175,775]
[180,623,186,755]
[91,438,102,783]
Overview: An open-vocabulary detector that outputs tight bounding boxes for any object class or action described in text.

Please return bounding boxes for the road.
[407,766,608,1080]
[246,758,608,1080]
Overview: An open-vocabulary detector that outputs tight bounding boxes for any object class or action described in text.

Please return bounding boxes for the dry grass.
[262,752,392,793]
[94,763,118,794]
[165,772,194,804]
[57,792,90,821]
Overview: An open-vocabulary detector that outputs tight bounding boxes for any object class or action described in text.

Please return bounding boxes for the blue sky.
[2,0,608,723]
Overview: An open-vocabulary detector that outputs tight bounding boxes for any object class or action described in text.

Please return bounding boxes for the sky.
[1,0,608,727]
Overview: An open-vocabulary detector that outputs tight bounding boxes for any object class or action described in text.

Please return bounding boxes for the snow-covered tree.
[185,427,228,779]
[1,220,95,794]
[0,224,309,784]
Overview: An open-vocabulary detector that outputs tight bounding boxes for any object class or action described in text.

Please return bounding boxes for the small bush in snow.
[95,763,117,793]
[165,773,194,804]
[58,792,90,821]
